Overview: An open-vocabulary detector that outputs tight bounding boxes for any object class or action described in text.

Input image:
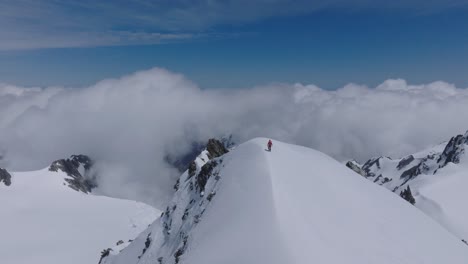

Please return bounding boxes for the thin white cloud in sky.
[1,0,467,50]
[1,68,468,208]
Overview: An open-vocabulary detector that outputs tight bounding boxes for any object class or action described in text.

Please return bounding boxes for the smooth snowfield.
[109,138,468,264]
[416,156,468,240]
[0,168,159,264]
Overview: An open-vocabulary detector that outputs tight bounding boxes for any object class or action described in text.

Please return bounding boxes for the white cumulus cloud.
[1,68,467,208]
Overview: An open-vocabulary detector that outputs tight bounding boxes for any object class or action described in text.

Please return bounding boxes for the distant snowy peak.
[348,130,468,193]
[49,154,97,193]
[0,167,11,186]
[101,138,228,264]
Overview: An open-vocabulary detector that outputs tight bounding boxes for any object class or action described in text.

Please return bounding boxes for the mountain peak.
[102,139,468,264]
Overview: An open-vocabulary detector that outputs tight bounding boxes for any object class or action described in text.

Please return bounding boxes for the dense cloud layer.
[1,68,468,207]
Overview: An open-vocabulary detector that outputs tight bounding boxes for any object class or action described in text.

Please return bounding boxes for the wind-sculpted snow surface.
[0,168,159,264]
[105,139,468,264]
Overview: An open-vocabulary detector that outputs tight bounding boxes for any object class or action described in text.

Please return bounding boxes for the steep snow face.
[349,131,468,240]
[0,168,159,264]
[105,138,468,264]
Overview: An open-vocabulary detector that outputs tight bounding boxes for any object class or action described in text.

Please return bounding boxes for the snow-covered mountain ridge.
[103,138,468,264]
[0,156,159,264]
[347,130,468,241]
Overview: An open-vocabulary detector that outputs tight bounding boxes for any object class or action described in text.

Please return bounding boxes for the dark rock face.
[138,233,152,259]
[220,134,236,149]
[165,136,234,174]
[206,139,228,160]
[49,154,96,193]
[400,164,422,180]
[0,168,12,186]
[188,161,197,177]
[98,248,112,264]
[361,157,382,177]
[345,161,365,176]
[196,160,219,193]
[438,134,466,167]
[400,185,416,205]
[397,155,414,170]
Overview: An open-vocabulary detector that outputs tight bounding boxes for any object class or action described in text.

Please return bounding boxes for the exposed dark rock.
[207,191,216,201]
[206,139,228,160]
[373,175,382,183]
[345,161,365,176]
[462,239,468,245]
[397,155,414,170]
[49,154,96,193]
[0,167,12,186]
[196,160,218,193]
[188,161,197,178]
[220,134,236,149]
[400,185,416,205]
[116,240,124,246]
[98,248,112,264]
[437,134,466,167]
[174,235,188,263]
[361,157,382,177]
[173,178,180,191]
[400,163,422,180]
[138,233,152,259]
[381,177,391,184]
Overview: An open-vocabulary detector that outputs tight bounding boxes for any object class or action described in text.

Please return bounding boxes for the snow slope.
[348,131,468,241]
[0,168,159,264]
[104,138,468,264]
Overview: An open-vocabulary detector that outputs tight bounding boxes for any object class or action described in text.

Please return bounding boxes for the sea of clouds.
[1,68,468,207]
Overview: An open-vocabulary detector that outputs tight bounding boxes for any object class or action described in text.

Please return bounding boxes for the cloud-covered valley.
[1,68,468,207]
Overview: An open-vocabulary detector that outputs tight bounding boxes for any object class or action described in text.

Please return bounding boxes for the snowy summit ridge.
[103,138,468,264]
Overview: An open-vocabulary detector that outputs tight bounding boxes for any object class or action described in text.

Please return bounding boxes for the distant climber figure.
[267,140,273,152]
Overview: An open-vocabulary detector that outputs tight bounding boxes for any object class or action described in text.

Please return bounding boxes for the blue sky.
[0,0,468,89]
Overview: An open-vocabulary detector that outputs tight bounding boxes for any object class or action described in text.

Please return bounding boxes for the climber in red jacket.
[267,139,273,152]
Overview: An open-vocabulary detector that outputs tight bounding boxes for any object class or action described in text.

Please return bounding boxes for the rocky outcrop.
[400,185,416,205]
[49,154,96,193]
[437,134,466,168]
[0,168,12,186]
[186,138,228,181]
[101,138,229,264]
[397,155,414,170]
[206,138,229,159]
[345,160,365,176]
[166,136,233,173]
[361,157,383,177]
